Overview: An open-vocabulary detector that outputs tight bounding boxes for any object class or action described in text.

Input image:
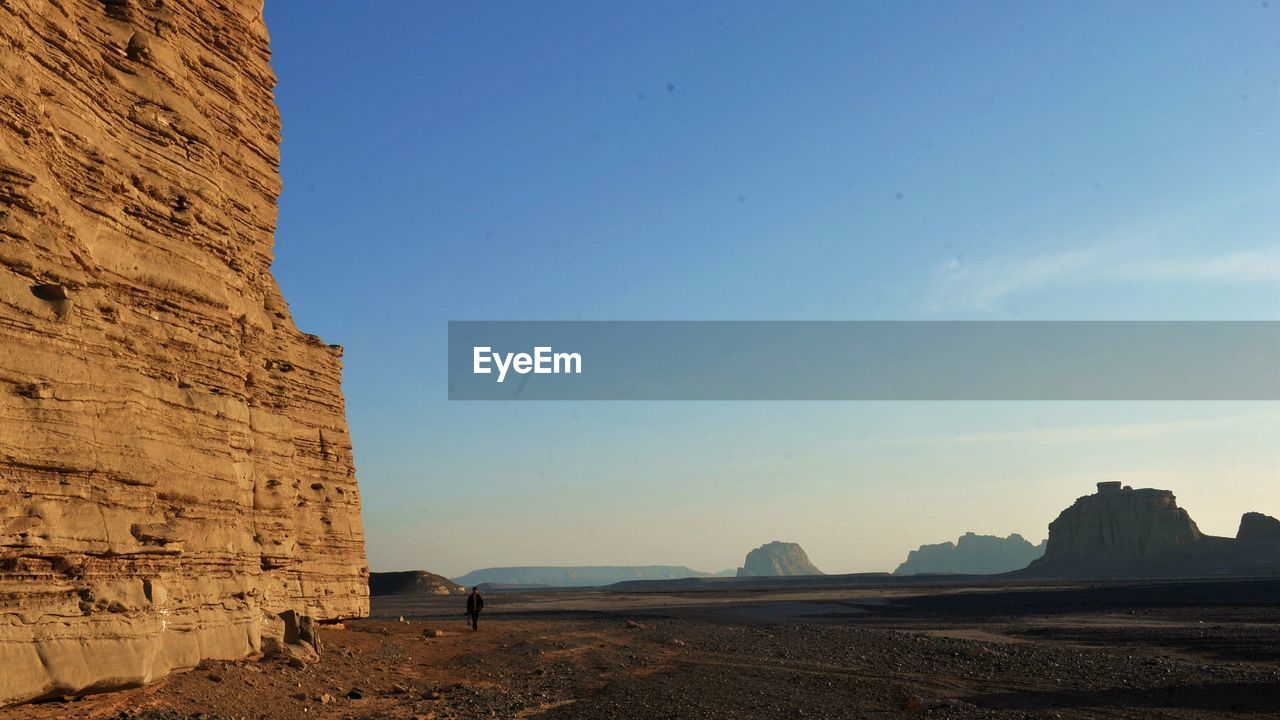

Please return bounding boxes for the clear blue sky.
[263,1,1279,576]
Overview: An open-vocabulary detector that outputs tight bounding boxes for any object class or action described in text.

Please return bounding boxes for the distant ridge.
[453,566,729,588]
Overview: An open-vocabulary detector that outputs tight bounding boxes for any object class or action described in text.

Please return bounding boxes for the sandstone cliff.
[0,0,367,705]
[737,541,823,577]
[1023,483,1279,578]
[894,532,1045,576]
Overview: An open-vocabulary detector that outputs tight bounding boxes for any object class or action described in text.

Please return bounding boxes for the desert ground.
[5,577,1277,720]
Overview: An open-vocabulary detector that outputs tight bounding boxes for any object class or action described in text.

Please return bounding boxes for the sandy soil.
[5,578,1277,719]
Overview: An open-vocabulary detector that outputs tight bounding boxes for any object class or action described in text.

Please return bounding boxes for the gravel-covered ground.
[6,578,1278,720]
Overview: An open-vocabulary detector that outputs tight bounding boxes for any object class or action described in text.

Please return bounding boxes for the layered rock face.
[1024,483,1279,578]
[894,532,1045,576]
[737,541,823,577]
[0,0,367,705]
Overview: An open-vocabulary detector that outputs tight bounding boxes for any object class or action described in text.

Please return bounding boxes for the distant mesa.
[370,571,466,596]
[894,532,1045,576]
[737,541,823,577]
[452,566,726,588]
[1022,482,1280,578]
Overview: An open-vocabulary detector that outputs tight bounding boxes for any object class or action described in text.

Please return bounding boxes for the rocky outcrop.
[894,533,1045,576]
[1023,483,1279,578]
[1237,512,1280,542]
[371,571,465,597]
[0,0,367,706]
[454,566,724,588]
[737,541,823,577]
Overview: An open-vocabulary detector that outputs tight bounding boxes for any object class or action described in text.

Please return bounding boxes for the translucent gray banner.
[447,321,1280,400]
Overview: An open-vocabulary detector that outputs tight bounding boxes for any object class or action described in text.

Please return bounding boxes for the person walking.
[465,586,484,631]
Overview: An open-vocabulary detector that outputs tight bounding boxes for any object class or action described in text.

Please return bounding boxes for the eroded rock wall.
[0,0,367,705]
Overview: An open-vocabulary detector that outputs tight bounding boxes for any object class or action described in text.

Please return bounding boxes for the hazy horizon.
[262,2,1279,579]
[362,402,1278,578]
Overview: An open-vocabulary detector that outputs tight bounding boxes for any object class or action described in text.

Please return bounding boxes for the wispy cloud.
[933,245,1280,311]
[1122,249,1280,284]
[927,209,1280,312]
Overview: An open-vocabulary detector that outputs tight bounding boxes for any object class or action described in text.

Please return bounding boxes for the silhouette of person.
[465,586,484,631]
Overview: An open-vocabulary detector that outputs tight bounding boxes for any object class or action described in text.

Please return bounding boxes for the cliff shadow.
[964,681,1280,714]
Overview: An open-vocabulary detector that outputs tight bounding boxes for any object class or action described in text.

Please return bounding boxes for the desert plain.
[5,576,1276,720]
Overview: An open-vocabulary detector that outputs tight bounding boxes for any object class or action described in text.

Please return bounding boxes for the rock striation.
[0,0,367,705]
[370,571,465,597]
[1023,483,1279,578]
[737,541,823,577]
[894,532,1045,576]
